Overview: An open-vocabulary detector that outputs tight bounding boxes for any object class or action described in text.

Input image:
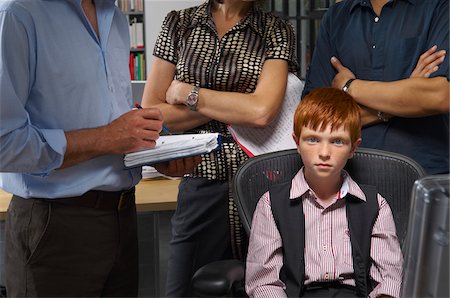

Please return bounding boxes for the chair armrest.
[191,259,245,297]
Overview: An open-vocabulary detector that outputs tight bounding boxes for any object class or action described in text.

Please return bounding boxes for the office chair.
[191,148,426,297]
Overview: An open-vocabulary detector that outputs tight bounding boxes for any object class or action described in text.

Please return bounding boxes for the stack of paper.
[124,133,220,168]
[142,166,180,180]
[228,73,304,157]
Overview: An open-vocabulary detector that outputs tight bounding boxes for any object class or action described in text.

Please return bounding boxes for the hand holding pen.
[134,103,171,135]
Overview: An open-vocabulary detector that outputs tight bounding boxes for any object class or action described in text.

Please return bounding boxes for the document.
[124,133,220,168]
[228,73,304,157]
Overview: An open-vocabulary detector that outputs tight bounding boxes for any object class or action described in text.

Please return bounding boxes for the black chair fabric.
[192,147,426,296]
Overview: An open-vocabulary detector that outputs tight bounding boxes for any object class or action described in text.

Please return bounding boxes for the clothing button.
[374,17,379,22]
[324,273,329,280]
[372,44,376,49]
[323,245,327,251]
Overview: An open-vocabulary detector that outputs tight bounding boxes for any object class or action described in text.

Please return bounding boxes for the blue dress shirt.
[302,0,449,174]
[0,0,142,198]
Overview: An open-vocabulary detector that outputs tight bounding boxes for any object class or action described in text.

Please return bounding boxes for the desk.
[0,179,180,219]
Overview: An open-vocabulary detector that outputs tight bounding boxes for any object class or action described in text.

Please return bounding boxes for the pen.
[134,103,171,135]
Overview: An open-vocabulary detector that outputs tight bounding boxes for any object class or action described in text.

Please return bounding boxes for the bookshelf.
[117,0,146,82]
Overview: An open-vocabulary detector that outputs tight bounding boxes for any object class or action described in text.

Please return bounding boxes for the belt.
[305,281,356,291]
[39,187,136,210]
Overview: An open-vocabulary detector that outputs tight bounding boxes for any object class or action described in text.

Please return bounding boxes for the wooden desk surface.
[0,179,180,218]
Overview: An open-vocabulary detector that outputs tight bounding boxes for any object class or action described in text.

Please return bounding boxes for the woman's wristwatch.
[186,86,200,111]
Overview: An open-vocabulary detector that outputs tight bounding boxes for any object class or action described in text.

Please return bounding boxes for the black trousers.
[165,177,233,297]
[5,193,138,297]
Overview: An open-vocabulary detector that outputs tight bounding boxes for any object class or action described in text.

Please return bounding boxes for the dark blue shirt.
[302,0,449,174]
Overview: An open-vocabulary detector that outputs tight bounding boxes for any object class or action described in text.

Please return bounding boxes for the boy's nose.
[319,144,331,161]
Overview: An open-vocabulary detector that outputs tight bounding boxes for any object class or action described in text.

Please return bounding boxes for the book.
[227,73,304,157]
[124,133,220,168]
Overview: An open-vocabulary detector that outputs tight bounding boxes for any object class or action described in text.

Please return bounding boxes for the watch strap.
[342,78,355,93]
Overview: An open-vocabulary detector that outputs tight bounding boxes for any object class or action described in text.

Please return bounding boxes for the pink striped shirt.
[245,168,403,298]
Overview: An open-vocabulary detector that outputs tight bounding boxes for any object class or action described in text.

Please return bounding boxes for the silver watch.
[186,86,199,111]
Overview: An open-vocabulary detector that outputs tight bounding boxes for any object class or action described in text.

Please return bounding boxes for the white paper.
[124,133,219,167]
[228,73,304,156]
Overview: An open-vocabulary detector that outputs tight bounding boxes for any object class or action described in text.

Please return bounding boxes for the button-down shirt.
[153,1,298,181]
[0,0,141,198]
[246,168,403,298]
[302,0,449,174]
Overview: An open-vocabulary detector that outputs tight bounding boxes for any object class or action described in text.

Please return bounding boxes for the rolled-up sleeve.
[0,10,66,175]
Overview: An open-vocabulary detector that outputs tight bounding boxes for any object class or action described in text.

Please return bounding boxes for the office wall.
[144,0,204,74]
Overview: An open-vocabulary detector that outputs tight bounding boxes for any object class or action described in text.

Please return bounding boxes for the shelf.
[130,47,145,52]
[123,11,144,15]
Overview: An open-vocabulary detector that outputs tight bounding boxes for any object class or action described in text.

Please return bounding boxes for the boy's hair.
[294,88,361,143]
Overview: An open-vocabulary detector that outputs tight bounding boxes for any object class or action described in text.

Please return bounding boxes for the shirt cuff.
[369,280,401,298]
[38,128,67,173]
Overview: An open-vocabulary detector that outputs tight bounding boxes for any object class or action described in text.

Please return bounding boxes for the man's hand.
[410,45,446,78]
[104,108,163,154]
[153,156,202,177]
[330,56,391,125]
[330,56,356,90]
[62,107,163,169]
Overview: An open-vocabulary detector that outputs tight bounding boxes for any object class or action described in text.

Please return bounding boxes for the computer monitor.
[402,175,449,298]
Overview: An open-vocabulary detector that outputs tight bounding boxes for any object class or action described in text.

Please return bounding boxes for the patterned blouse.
[153,0,298,181]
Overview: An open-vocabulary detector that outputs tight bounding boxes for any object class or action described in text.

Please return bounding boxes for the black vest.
[269,181,379,297]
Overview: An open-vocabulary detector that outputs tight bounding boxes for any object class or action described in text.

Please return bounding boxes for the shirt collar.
[350,0,417,13]
[289,167,366,202]
[189,1,265,38]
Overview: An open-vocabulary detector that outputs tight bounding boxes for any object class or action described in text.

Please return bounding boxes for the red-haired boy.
[246,88,403,298]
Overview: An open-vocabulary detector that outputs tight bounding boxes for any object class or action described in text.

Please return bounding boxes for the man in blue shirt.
[303,0,449,174]
[0,0,199,296]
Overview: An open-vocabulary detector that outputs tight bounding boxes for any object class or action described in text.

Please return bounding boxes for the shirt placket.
[319,208,335,282]
[370,8,386,80]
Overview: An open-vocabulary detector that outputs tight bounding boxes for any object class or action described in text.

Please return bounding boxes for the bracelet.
[342,78,355,93]
[377,111,389,122]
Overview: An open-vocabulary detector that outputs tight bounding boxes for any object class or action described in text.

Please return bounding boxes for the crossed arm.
[330,46,449,125]
[141,57,290,132]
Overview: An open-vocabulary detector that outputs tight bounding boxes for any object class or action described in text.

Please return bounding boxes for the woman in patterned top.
[141,0,298,296]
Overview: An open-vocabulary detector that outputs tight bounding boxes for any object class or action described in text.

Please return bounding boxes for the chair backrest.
[233,148,426,246]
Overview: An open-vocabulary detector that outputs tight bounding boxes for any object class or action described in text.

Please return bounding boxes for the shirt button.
[323,245,327,251]
[324,273,329,280]
[374,17,379,22]
[372,44,376,49]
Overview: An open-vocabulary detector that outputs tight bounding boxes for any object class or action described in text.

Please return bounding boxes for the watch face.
[187,93,198,106]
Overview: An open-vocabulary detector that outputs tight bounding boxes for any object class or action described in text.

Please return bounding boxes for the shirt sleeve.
[301,7,338,97]
[368,194,403,298]
[245,192,287,298]
[427,0,449,79]
[0,10,65,175]
[152,10,180,65]
[265,17,299,73]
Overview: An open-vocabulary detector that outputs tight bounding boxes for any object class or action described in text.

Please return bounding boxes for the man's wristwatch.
[186,86,200,111]
[342,78,355,93]
[377,111,389,122]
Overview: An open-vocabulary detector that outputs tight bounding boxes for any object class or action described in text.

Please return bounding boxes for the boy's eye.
[332,139,344,145]
[306,137,318,144]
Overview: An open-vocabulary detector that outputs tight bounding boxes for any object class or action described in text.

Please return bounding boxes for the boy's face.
[293,124,361,183]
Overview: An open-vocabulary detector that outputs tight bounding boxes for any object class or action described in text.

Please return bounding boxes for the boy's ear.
[292,132,299,145]
[349,138,362,159]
